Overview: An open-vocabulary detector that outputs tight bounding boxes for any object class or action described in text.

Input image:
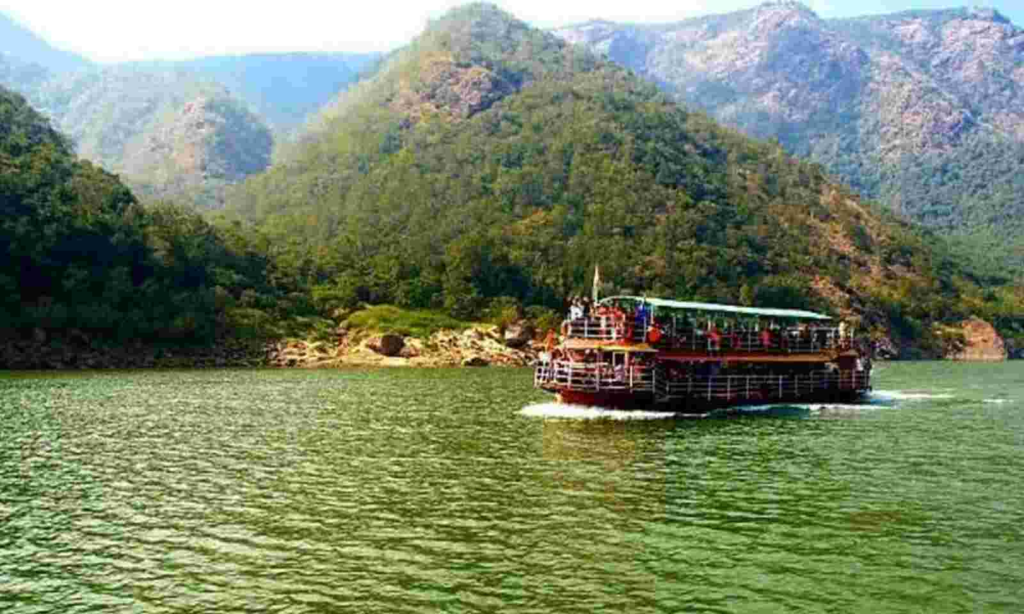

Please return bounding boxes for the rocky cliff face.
[388,53,519,122]
[553,3,1024,269]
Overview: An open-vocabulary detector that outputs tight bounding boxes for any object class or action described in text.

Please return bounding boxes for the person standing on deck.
[634,300,649,341]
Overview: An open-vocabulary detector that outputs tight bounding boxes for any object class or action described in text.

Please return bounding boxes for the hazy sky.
[0,0,1019,63]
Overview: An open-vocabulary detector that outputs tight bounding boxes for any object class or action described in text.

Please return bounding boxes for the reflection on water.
[1,363,1024,613]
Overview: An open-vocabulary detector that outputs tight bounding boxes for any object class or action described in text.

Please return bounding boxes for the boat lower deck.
[536,359,870,412]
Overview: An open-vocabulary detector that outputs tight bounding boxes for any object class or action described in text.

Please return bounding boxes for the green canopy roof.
[598,296,832,321]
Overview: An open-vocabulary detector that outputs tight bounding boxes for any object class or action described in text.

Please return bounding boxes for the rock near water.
[947,317,1007,362]
[372,334,406,357]
[503,322,535,349]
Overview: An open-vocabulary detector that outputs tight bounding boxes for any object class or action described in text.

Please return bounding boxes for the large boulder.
[947,317,1007,362]
[503,322,535,348]
[373,334,406,357]
[399,339,422,359]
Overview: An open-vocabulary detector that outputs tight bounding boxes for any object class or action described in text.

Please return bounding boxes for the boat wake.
[519,403,681,421]
[522,389,958,421]
[870,390,955,402]
[739,402,874,414]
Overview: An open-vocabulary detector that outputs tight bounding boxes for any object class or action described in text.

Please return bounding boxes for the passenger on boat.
[647,322,664,345]
[708,325,722,352]
[569,297,583,320]
[728,328,742,351]
[633,301,649,340]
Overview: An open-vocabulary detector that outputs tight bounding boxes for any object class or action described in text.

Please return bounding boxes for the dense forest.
[553,4,1024,276]
[0,86,313,347]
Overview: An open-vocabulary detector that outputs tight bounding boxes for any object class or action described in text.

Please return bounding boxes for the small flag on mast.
[592,264,600,303]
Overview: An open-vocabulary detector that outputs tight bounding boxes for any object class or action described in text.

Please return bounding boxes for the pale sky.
[0,0,1018,63]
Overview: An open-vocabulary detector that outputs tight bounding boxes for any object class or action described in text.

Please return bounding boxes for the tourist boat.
[534,295,871,412]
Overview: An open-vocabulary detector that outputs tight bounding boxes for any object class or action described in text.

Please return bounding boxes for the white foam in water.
[983,399,1012,405]
[736,403,875,415]
[870,390,955,402]
[519,402,682,421]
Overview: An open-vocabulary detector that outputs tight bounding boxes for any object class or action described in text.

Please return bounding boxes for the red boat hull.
[554,388,869,413]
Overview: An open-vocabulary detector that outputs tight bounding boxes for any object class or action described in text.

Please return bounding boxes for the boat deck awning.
[599,296,832,321]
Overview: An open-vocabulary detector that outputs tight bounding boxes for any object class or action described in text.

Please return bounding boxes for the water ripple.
[1,365,1023,612]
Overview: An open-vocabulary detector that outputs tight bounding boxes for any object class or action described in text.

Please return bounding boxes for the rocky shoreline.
[1,318,1018,371]
[264,326,540,369]
[0,325,543,370]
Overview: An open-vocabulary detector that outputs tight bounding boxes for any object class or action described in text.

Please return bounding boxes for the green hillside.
[0,85,300,347]
[226,3,1024,356]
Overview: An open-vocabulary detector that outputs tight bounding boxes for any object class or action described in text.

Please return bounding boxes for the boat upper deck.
[560,296,853,358]
[562,317,849,356]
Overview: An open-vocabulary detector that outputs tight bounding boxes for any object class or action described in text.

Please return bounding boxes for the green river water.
[1,362,1022,613]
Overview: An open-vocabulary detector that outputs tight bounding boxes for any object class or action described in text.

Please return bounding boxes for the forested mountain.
[29,66,273,208]
[0,12,90,73]
[226,3,1024,354]
[553,2,1024,274]
[0,84,306,348]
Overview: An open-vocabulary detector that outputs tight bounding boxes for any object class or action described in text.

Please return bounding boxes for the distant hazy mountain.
[0,11,375,208]
[30,67,273,208]
[554,2,1024,273]
[0,12,90,73]
[140,52,380,134]
[0,52,50,92]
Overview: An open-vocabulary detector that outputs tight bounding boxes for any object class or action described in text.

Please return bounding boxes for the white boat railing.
[563,319,624,341]
[655,371,870,402]
[535,360,656,394]
[536,361,870,402]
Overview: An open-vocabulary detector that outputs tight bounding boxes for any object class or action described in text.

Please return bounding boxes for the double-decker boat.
[534,296,871,412]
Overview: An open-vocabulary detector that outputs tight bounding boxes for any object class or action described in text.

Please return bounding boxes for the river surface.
[1,362,1022,613]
